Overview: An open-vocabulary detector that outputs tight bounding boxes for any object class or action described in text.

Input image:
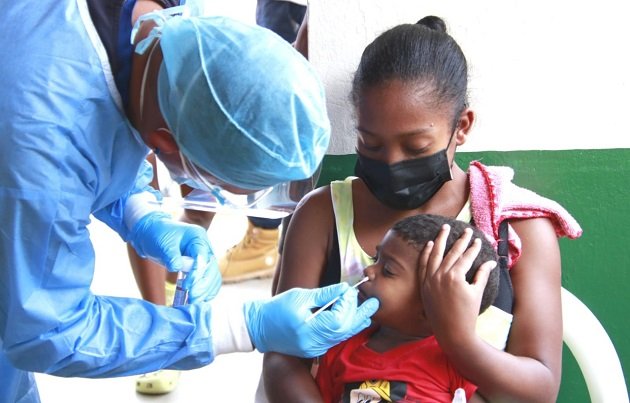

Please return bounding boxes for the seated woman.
[264,15,582,402]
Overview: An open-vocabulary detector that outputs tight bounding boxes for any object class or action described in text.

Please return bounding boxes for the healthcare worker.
[0,1,379,402]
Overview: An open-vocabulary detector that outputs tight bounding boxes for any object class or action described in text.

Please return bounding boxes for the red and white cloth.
[469,161,583,268]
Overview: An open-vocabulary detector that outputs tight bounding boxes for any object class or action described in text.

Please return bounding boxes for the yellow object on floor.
[219,221,279,283]
[135,370,181,395]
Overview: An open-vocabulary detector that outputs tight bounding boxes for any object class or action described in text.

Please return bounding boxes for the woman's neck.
[420,162,469,218]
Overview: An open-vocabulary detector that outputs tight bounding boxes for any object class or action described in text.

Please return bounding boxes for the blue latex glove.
[128,211,217,297]
[244,283,379,358]
[186,256,222,303]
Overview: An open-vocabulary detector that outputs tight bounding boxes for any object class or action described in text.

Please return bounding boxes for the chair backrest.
[561,287,628,402]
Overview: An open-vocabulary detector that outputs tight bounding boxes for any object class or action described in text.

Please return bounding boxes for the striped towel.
[468,161,583,267]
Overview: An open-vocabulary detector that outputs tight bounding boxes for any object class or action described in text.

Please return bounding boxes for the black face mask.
[354,148,453,210]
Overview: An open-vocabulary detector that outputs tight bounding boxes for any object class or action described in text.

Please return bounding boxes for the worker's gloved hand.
[186,256,222,303]
[128,211,218,298]
[244,283,379,358]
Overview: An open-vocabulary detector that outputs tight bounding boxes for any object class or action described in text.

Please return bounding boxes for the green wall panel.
[319,149,630,402]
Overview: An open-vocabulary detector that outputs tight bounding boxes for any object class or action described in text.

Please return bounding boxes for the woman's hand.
[419,224,496,348]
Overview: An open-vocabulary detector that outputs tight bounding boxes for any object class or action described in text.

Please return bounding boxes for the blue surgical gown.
[0,1,215,401]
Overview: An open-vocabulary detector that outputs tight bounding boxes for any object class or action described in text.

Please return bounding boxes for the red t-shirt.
[315,328,477,403]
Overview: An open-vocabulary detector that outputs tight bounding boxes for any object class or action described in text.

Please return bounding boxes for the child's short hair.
[391,214,500,313]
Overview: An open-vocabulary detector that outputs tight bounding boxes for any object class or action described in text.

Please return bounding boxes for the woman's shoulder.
[289,183,336,233]
[296,183,333,210]
[295,176,359,211]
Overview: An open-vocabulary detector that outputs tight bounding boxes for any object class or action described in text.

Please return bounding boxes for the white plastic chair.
[561,287,629,402]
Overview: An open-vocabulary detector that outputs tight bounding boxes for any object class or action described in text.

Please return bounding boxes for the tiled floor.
[35,212,272,402]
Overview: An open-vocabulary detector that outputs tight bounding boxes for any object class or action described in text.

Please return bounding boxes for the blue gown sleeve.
[0,179,218,376]
[0,114,255,377]
[92,159,163,241]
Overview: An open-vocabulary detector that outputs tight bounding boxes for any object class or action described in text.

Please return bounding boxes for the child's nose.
[363,264,376,280]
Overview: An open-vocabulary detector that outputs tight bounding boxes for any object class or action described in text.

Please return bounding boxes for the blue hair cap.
[158,15,330,190]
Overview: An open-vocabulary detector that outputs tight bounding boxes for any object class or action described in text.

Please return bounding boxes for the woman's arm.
[421,218,562,402]
[263,353,322,403]
[273,186,334,293]
[263,186,336,402]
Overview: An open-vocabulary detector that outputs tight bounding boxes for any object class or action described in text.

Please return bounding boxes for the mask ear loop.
[130,5,189,55]
[138,41,161,122]
[446,128,457,150]
[444,130,457,177]
[132,5,190,121]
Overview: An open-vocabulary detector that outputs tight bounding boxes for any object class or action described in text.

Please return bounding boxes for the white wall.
[187,0,256,23]
[309,0,630,154]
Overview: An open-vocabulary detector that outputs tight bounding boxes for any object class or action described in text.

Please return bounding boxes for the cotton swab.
[305,277,369,323]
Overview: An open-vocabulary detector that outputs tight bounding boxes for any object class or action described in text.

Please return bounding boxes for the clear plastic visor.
[176,151,320,218]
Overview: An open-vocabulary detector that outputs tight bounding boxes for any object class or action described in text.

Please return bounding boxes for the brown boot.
[219,221,279,283]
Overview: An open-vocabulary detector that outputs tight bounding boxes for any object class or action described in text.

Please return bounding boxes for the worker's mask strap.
[130,5,189,55]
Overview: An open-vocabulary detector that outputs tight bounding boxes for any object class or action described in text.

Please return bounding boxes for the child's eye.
[382,264,395,277]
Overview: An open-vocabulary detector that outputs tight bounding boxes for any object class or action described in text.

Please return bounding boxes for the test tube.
[172,256,195,307]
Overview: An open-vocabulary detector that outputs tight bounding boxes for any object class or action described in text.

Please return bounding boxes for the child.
[315,214,499,403]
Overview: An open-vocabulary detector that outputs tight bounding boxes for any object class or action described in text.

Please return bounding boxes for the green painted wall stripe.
[319,149,630,402]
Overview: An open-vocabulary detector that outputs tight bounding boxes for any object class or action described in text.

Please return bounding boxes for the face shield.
[166,151,320,219]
